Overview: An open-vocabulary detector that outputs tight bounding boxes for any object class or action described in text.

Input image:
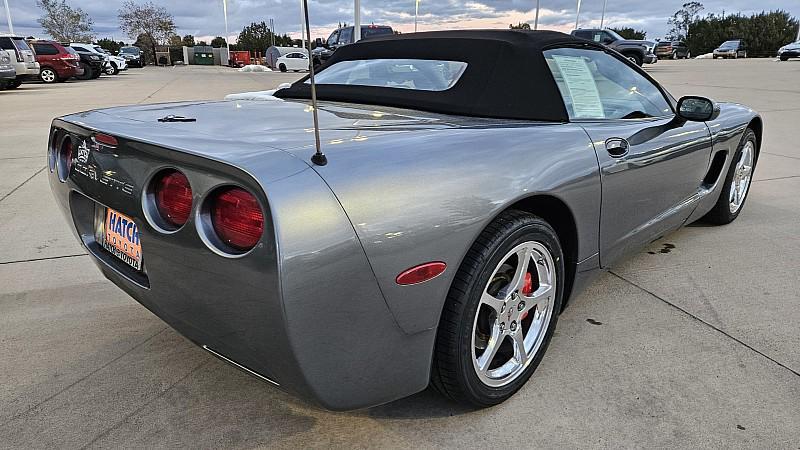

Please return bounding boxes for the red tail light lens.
[154,170,192,227]
[210,187,264,251]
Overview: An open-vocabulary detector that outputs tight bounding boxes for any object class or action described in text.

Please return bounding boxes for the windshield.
[312,58,468,91]
[120,47,139,55]
[720,40,739,49]
[65,47,77,55]
[605,29,625,41]
[656,42,672,47]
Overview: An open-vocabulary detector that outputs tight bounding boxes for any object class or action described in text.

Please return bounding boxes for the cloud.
[4,0,799,43]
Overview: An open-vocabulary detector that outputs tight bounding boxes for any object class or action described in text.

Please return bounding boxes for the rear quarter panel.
[292,122,601,334]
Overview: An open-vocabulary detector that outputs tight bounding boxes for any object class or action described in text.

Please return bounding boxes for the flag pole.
[415,0,419,32]
[3,0,13,35]
[533,0,540,30]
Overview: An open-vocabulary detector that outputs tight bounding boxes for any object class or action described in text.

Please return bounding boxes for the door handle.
[605,138,630,157]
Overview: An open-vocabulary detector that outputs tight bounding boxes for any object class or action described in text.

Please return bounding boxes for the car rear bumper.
[52,63,82,78]
[0,67,14,80]
[47,118,434,410]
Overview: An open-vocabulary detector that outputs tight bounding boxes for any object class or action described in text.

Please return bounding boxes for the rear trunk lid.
[63,98,474,171]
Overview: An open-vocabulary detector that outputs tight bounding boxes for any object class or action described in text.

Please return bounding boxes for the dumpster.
[230,51,251,67]
[194,46,214,65]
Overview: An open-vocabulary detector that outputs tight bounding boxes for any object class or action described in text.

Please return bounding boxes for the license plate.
[102,208,142,270]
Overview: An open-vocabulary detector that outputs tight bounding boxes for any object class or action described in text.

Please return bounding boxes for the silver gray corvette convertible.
[48,30,760,410]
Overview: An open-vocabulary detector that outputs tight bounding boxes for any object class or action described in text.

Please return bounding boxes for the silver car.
[778,40,800,61]
[0,49,15,88]
[47,30,761,410]
[0,34,40,88]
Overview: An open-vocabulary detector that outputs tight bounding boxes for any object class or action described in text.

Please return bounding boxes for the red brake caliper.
[520,272,533,320]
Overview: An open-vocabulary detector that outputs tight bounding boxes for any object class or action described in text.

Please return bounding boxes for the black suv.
[312,25,393,66]
[68,45,103,80]
[570,28,657,66]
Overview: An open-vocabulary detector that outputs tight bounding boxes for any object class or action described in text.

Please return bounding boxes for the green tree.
[609,27,647,40]
[196,40,208,47]
[36,0,95,42]
[181,34,195,46]
[210,36,227,48]
[687,10,799,57]
[118,1,176,64]
[668,2,704,40]
[236,21,291,52]
[168,34,182,46]
[509,22,531,30]
[96,38,125,53]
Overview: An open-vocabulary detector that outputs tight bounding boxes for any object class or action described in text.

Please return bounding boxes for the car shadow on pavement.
[363,388,476,419]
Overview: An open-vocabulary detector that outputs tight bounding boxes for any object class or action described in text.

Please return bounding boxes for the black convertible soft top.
[275,30,600,122]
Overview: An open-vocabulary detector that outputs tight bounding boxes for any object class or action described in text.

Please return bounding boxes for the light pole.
[3,0,13,35]
[533,0,540,30]
[414,0,419,32]
[222,0,230,60]
[574,0,581,30]
[300,0,306,50]
[354,0,361,42]
[600,0,607,28]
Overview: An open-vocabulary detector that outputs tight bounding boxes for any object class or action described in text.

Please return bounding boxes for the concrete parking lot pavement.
[1,61,799,448]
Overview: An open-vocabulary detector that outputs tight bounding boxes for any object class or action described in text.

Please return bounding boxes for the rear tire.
[702,128,757,225]
[625,53,643,66]
[780,55,789,61]
[76,62,93,80]
[431,210,564,407]
[279,63,287,72]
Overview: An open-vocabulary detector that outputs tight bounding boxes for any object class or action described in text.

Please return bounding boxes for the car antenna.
[303,0,327,166]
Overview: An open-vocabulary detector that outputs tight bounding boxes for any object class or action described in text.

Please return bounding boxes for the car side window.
[339,27,353,44]
[600,31,616,44]
[0,37,13,50]
[33,43,59,55]
[544,47,673,120]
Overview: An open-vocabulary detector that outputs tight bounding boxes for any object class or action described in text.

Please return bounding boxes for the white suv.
[70,43,127,75]
[0,34,40,88]
[92,45,128,74]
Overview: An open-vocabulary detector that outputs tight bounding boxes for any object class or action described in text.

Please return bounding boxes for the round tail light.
[153,170,192,227]
[210,187,264,251]
[57,136,73,182]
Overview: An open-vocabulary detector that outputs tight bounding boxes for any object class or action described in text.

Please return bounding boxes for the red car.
[28,40,82,83]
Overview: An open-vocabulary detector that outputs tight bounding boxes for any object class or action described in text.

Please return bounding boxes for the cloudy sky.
[5,0,800,44]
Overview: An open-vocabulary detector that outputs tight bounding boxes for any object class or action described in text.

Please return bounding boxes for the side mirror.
[677,96,719,122]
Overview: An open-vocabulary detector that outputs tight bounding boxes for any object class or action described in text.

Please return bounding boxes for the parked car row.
[0,33,143,90]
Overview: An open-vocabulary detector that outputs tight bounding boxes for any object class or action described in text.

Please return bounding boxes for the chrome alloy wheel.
[471,241,556,387]
[729,140,754,213]
[40,68,56,83]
